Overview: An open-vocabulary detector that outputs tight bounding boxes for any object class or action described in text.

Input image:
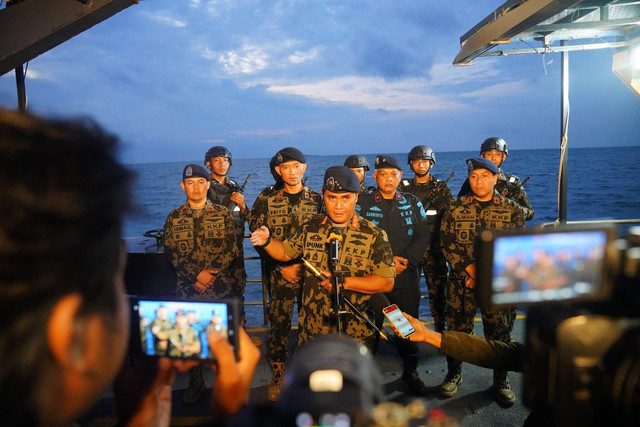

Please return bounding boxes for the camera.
[477,225,640,426]
[129,297,240,361]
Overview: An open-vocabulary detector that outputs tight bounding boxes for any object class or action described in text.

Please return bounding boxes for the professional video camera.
[477,225,640,426]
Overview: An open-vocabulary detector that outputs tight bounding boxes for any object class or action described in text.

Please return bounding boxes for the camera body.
[477,225,640,425]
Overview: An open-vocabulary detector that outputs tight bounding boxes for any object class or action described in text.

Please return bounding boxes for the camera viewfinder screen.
[491,230,607,305]
[136,300,230,359]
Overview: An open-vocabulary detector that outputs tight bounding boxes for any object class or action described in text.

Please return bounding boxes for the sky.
[1,0,639,164]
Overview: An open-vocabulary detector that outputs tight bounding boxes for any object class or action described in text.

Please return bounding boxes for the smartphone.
[383,304,415,338]
[131,297,240,360]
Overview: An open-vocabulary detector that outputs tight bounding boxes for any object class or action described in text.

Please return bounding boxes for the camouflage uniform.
[163,200,239,299]
[440,191,524,376]
[207,176,248,318]
[167,325,200,358]
[149,317,172,356]
[248,186,322,363]
[282,213,395,349]
[358,181,376,196]
[399,175,453,332]
[458,171,533,221]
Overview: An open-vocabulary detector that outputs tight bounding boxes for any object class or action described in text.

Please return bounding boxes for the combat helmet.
[480,137,508,156]
[407,145,436,165]
[344,155,370,171]
[204,145,232,166]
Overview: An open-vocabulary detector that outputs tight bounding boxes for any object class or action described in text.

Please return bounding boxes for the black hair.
[0,110,134,425]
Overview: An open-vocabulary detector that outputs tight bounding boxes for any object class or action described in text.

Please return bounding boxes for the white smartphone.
[383,304,415,338]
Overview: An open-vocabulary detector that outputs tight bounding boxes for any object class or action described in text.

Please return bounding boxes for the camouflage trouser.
[421,250,449,332]
[445,280,515,375]
[268,270,303,363]
[298,289,376,350]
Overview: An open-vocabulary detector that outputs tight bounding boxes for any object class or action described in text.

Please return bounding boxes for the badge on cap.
[276,153,283,164]
[467,160,474,171]
[326,176,336,191]
[185,165,194,177]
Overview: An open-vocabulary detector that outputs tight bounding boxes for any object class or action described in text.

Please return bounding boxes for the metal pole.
[15,64,27,113]
[558,42,569,223]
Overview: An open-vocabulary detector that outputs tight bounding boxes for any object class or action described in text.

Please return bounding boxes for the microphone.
[301,257,328,281]
[327,228,343,265]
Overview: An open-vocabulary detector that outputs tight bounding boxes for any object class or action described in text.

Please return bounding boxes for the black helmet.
[204,145,232,166]
[480,137,508,156]
[344,155,370,171]
[407,145,436,165]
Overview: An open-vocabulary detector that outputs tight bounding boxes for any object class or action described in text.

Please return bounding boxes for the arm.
[209,328,261,416]
[440,205,475,281]
[392,313,525,372]
[249,225,292,262]
[163,212,201,284]
[317,271,393,294]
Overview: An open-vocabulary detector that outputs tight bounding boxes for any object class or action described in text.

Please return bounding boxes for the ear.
[47,293,84,369]
[373,170,378,180]
[180,182,186,192]
[398,170,403,179]
[274,165,281,176]
[205,180,211,190]
[301,163,307,173]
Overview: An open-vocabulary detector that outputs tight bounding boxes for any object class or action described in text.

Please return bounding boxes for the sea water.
[123,146,640,323]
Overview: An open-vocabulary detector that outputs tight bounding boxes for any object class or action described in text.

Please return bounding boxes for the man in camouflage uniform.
[250,166,395,349]
[356,155,430,395]
[167,310,202,358]
[399,145,453,333]
[204,146,249,319]
[441,157,524,405]
[248,147,322,401]
[163,163,238,403]
[149,305,172,356]
[344,154,375,195]
[457,137,534,221]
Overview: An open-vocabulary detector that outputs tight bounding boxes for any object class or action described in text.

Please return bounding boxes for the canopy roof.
[454,0,640,66]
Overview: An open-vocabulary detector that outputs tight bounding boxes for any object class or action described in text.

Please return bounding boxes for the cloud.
[459,80,531,100]
[144,11,187,28]
[288,47,321,64]
[429,58,502,86]
[217,44,269,74]
[205,138,226,143]
[262,76,464,111]
[235,129,294,136]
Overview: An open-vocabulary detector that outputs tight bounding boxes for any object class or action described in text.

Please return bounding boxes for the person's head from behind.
[0,110,133,426]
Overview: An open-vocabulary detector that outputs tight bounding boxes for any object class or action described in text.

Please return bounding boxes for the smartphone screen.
[132,298,239,360]
[383,304,415,338]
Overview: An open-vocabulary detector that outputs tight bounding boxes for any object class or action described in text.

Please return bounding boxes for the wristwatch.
[275,264,284,274]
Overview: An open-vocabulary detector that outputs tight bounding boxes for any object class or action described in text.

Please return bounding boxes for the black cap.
[374,155,402,171]
[275,147,306,164]
[323,166,361,193]
[466,157,500,174]
[183,164,210,180]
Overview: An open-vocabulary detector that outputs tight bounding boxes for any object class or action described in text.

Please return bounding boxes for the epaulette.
[350,214,360,230]
[320,216,329,225]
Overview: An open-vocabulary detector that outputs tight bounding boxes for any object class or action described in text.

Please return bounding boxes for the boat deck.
[80,315,530,426]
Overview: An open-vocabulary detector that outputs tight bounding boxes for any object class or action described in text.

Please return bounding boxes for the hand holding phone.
[383,304,415,338]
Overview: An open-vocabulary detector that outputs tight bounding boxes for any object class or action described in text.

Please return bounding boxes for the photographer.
[0,110,259,426]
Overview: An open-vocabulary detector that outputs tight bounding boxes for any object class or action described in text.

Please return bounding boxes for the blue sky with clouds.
[1,0,638,163]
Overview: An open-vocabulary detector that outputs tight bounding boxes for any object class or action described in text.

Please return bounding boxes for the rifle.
[423,171,454,212]
[227,173,251,211]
